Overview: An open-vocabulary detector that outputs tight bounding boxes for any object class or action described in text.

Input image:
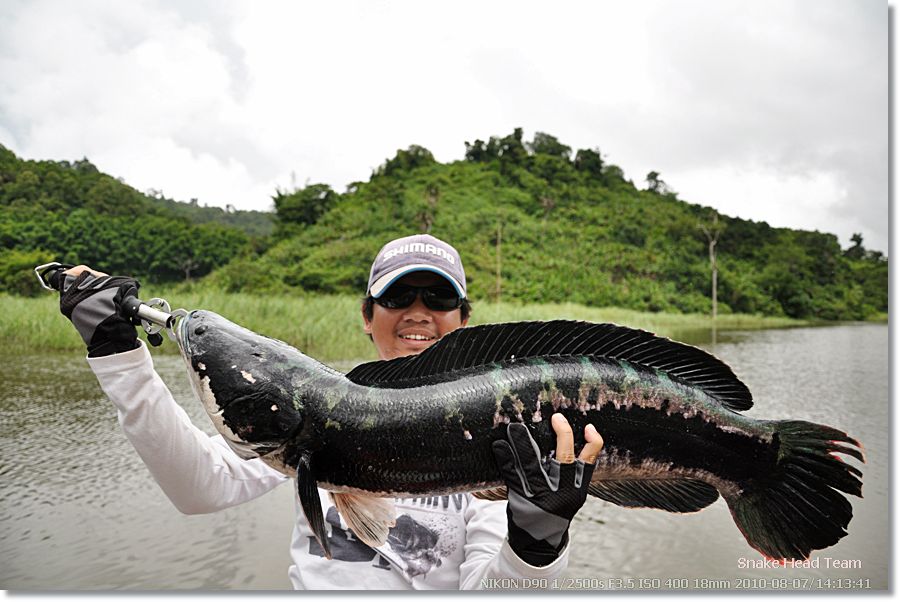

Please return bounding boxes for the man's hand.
[493,414,603,567]
[59,265,142,358]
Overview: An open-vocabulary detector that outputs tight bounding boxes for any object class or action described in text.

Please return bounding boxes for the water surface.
[566,323,887,590]
[0,324,887,590]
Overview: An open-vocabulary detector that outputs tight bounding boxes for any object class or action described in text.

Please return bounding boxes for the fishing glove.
[59,271,141,358]
[493,422,595,567]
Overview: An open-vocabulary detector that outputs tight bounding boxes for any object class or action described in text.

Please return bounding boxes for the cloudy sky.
[0,0,889,252]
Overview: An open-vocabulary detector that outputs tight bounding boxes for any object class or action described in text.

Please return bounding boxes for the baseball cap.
[367,234,467,299]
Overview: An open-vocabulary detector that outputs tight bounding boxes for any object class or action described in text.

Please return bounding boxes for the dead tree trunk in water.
[709,237,718,320]
[699,212,725,321]
[495,221,502,303]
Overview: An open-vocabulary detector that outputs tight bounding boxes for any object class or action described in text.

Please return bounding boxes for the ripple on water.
[0,326,888,589]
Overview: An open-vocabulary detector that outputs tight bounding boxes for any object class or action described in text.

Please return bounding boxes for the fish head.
[176,310,307,464]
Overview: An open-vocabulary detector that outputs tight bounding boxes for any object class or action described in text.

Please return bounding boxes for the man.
[58,233,602,589]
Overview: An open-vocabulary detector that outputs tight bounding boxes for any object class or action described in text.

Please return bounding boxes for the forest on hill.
[0,144,271,294]
[0,131,887,320]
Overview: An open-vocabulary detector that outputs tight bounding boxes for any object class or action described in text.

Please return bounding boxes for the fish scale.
[177,310,864,562]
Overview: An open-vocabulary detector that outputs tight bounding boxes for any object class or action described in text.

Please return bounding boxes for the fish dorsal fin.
[346,321,753,412]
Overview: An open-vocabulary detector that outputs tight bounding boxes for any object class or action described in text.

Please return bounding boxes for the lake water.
[0,324,888,590]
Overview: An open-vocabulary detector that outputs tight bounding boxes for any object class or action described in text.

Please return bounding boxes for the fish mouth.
[175,310,200,357]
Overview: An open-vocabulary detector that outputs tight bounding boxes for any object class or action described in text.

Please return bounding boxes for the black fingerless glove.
[493,422,595,567]
[59,271,141,358]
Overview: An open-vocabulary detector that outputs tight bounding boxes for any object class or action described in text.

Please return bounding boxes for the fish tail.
[725,420,864,561]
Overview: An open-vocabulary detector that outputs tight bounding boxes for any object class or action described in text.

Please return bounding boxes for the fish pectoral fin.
[472,486,508,501]
[296,452,332,560]
[588,477,719,513]
[331,492,396,548]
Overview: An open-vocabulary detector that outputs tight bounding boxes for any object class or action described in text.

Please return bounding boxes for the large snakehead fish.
[176,310,863,561]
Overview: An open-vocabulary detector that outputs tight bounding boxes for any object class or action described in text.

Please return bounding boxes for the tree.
[603,164,626,182]
[85,176,140,216]
[493,219,502,302]
[273,183,338,227]
[527,132,571,160]
[0,248,55,296]
[698,211,726,320]
[645,171,663,193]
[574,148,604,178]
[496,128,529,168]
[531,154,574,185]
[464,139,489,162]
[148,222,247,281]
[6,170,41,203]
[377,145,436,177]
[844,232,865,260]
[541,194,556,214]
[417,183,440,233]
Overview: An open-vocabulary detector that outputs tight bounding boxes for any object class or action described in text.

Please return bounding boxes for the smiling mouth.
[399,334,436,341]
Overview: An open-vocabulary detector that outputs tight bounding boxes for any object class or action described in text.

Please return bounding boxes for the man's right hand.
[59,265,141,358]
[493,415,602,567]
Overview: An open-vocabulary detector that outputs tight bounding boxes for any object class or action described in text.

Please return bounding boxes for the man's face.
[363,271,468,360]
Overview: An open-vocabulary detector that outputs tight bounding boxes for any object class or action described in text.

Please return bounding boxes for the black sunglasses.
[373,284,463,311]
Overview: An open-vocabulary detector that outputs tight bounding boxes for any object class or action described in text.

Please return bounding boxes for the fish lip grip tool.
[34,262,73,292]
[35,261,189,344]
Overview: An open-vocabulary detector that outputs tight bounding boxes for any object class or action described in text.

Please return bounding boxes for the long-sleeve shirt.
[87,340,570,589]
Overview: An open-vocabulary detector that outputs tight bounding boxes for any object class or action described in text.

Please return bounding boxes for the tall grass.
[2,291,807,362]
[470,300,803,333]
[0,291,377,362]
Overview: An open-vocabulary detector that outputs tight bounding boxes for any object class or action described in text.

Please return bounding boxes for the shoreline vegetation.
[2,132,888,325]
[4,291,879,364]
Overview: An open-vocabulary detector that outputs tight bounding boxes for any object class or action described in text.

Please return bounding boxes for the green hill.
[0,131,887,321]
[0,144,269,293]
[143,193,273,238]
[210,129,886,321]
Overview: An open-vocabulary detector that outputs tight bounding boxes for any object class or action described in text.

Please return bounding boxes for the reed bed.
[2,291,808,363]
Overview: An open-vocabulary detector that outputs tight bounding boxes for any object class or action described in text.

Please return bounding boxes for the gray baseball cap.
[367,234,467,299]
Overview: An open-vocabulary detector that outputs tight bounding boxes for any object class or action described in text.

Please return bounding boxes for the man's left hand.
[58,266,142,357]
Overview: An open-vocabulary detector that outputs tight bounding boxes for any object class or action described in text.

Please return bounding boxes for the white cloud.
[673,166,867,243]
[0,0,888,252]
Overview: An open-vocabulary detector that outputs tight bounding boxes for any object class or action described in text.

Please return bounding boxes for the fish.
[175,310,864,562]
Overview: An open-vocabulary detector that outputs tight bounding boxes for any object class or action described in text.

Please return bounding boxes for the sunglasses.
[373,284,464,311]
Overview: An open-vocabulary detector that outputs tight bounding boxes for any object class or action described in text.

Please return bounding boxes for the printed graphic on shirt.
[386,515,441,577]
[307,495,466,579]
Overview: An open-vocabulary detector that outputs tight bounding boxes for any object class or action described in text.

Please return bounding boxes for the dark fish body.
[293,359,774,498]
[177,310,864,561]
